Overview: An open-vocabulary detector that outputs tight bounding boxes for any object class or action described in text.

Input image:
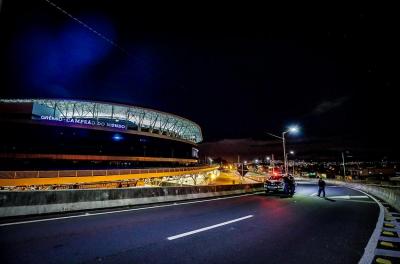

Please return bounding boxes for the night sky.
[1,1,399,161]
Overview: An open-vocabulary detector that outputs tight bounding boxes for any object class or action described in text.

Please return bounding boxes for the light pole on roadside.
[271,154,275,175]
[240,160,247,184]
[342,152,346,179]
[292,160,295,175]
[286,150,295,175]
[265,156,271,165]
[267,126,299,175]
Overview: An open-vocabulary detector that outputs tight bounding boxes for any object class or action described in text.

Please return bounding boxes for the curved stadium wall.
[0,99,202,170]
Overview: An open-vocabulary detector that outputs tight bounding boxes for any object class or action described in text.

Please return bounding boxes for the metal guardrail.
[0,166,217,179]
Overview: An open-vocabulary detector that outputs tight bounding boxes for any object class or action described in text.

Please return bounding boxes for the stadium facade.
[0,99,203,170]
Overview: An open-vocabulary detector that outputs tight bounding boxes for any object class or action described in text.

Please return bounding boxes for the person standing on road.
[288,175,295,196]
[283,176,290,195]
[317,177,326,198]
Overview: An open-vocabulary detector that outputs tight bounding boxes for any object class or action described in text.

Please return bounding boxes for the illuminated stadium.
[0,99,203,170]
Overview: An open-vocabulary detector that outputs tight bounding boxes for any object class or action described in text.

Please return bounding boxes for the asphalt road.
[0,181,379,264]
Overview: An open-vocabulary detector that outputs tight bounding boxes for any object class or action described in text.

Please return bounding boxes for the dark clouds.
[313,96,350,115]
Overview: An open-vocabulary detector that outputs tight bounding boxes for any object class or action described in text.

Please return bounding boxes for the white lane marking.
[348,195,370,199]
[310,193,318,196]
[327,195,369,199]
[0,193,260,227]
[345,187,384,264]
[167,215,254,240]
[335,199,376,204]
[326,186,340,188]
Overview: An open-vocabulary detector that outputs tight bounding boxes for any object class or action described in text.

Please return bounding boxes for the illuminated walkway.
[0,166,219,187]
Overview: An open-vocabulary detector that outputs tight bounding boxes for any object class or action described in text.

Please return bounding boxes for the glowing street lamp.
[267,125,300,175]
[288,126,299,134]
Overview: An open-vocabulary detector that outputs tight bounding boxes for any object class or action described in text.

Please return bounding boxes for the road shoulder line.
[347,187,385,264]
[0,192,261,227]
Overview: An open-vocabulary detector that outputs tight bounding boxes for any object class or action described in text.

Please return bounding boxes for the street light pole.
[292,160,295,176]
[289,150,295,176]
[285,150,295,176]
[241,163,244,183]
[342,152,346,179]
[271,154,275,175]
[267,126,299,176]
[282,131,287,175]
[266,132,287,175]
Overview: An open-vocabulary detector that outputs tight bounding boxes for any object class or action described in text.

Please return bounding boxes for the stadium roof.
[0,99,203,143]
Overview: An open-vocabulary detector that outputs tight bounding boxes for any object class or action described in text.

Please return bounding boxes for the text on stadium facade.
[39,115,127,129]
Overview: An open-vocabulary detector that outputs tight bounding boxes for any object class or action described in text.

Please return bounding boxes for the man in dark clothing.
[283,176,290,195]
[288,175,295,196]
[317,177,326,197]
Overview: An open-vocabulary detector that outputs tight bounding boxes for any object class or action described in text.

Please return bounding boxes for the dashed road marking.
[167,215,254,240]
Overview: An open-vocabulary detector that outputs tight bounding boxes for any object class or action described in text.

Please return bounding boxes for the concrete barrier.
[326,180,400,212]
[0,184,263,218]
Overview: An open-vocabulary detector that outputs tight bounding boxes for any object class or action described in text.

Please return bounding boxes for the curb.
[332,182,400,264]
